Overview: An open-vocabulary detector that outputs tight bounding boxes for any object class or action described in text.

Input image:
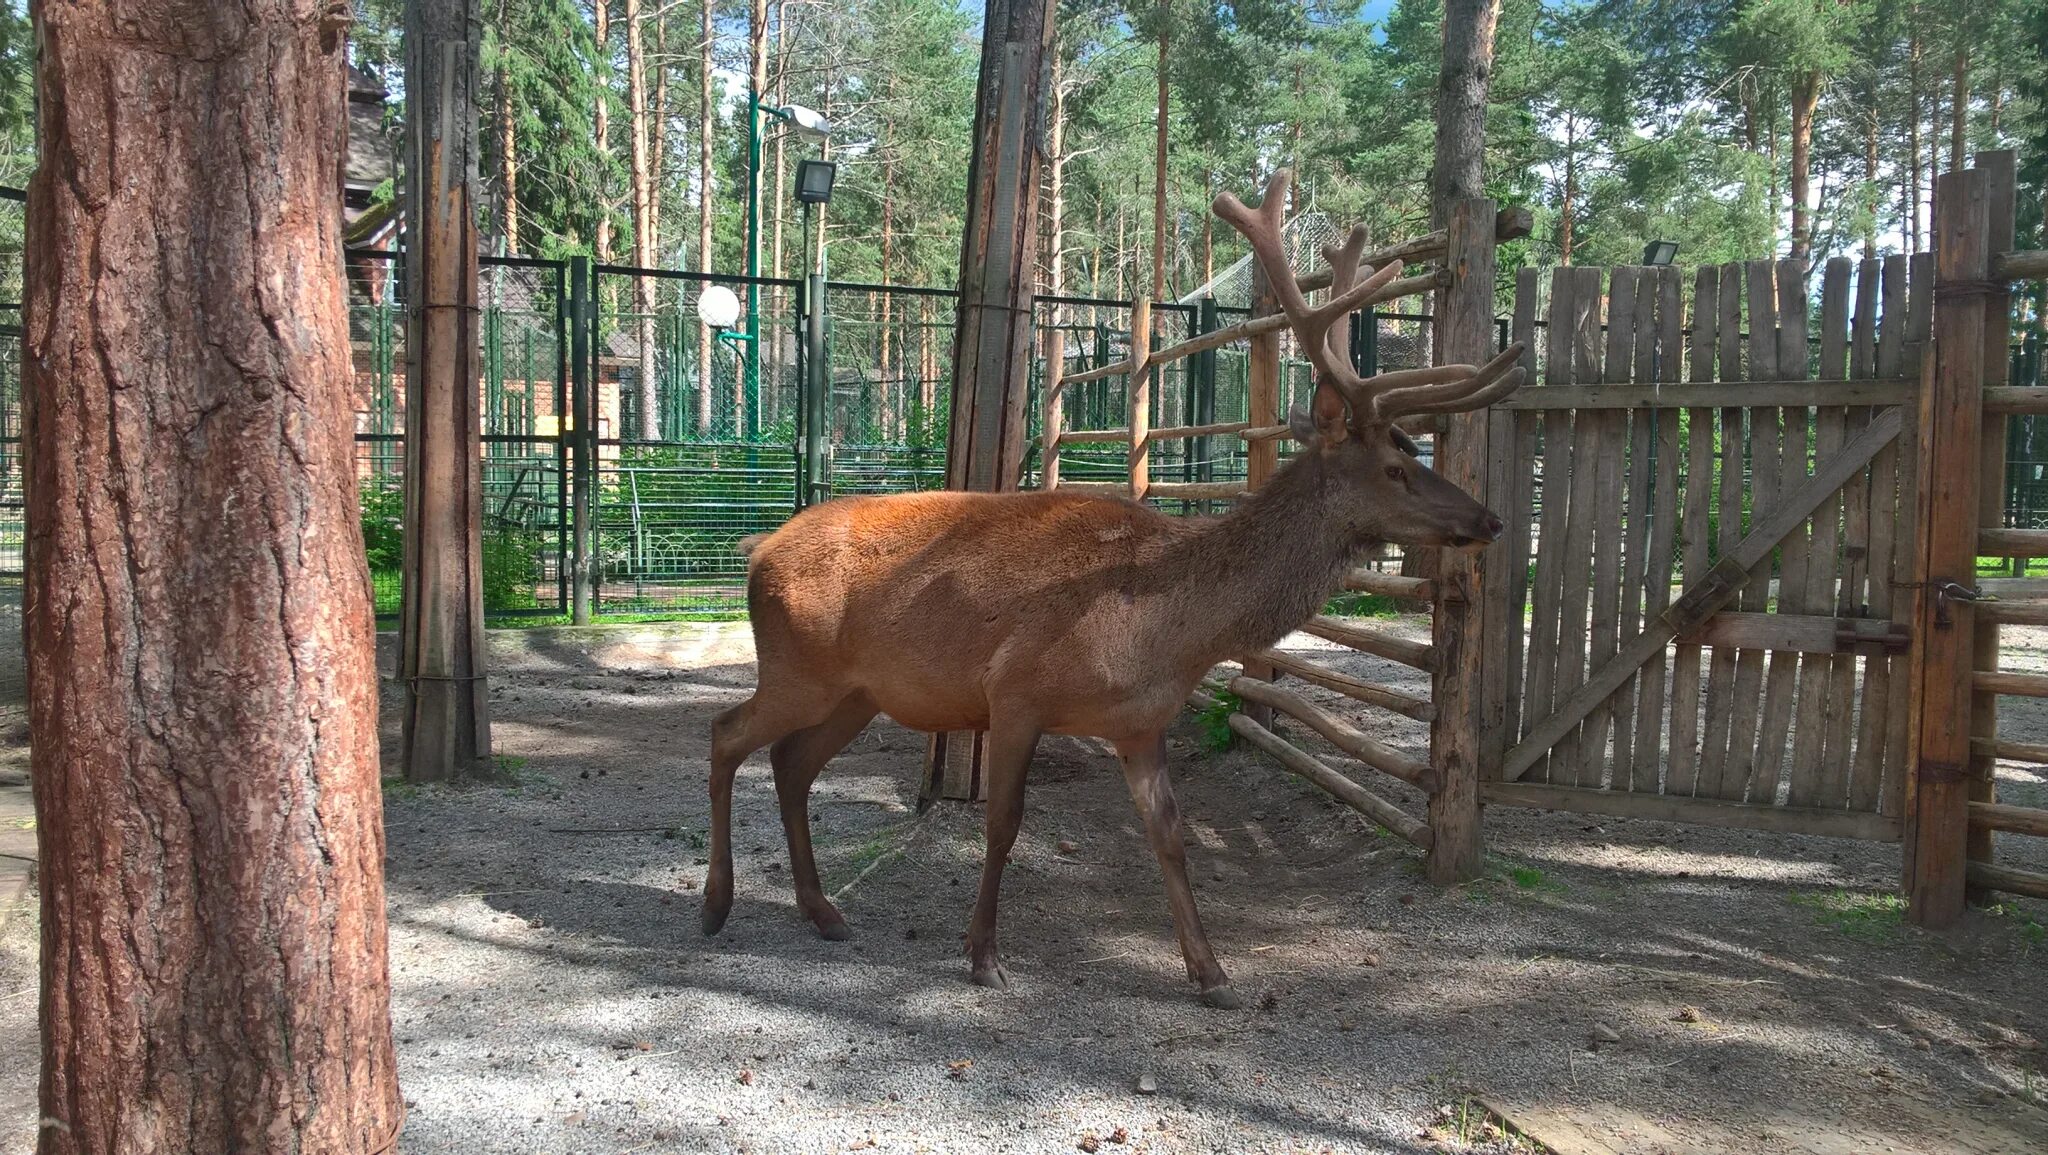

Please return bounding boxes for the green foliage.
[359,481,543,614]
[1193,688,1241,752]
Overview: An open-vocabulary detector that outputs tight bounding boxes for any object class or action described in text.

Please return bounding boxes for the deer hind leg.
[965,717,1041,991]
[769,693,879,941]
[1117,730,1239,1009]
[703,686,837,936]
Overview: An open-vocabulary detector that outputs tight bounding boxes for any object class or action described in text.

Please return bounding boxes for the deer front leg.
[1117,731,1239,1009]
[965,719,1041,990]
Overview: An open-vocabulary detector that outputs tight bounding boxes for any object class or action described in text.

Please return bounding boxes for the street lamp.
[743,94,830,440]
[1643,239,1680,267]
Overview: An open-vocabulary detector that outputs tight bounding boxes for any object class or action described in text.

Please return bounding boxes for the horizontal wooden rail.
[1979,601,2048,626]
[1674,611,1909,654]
[1058,360,1130,388]
[1976,529,2048,557]
[1967,801,2048,839]
[1257,649,1435,721]
[1228,676,1431,787]
[1342,570,1434,600]
[1058,428,1131,445]
[1302,616,1437,671]
[1964,860,2048,901]
[1970,735,2048,762]
[1227,714,1433,848]
[1145,481,1249,501]
[1294,205,1534,291]
[1146,420,1253,443]
[1974,670,2048,698]
[1981,387,2048,415]
[1480,783,1903,842]
[1494,379,1914,410]
[1977,577,2048,598]
[1992,249,2048,281]
[1239,424,1292,442]
[1055,481,1127,496]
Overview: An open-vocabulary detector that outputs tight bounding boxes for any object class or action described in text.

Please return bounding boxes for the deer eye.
[1385,466,1406,483]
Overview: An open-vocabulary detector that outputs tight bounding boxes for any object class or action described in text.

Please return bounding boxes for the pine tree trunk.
[627,0,659,439]
[596,0,614,264]
[1432,0,1500,225]
[1865,103,1879,259]
[768,0,788,429]
[497,2,517,249]
[651,13,668,253]
[1152,2,1169,301]
[27,1,402,1148]
[749,0,768,430]
[1908,14,1923,252]
[881,144,895,436]
[698,0,717,435]
[1789,70,1820,264]
[1951,45,1970,167]
[1560,117,1576,265]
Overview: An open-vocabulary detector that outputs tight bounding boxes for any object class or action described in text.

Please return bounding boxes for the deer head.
[1213,170,1527,553]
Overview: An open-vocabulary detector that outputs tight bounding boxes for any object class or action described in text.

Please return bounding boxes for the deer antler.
[1212,169,1528,428]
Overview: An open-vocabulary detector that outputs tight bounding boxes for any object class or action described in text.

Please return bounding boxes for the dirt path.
[0,618,2043,1153]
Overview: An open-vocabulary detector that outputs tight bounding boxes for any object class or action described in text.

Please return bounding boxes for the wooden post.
[401,0,493,781]
[1426,197,1496,885]
[925,0,1056,803]
[1905,165,1989,928]
[1128,296,1153,501]
[1041,311,1064,489]
[1970,150,2017,902]
[1239,256,1282,727]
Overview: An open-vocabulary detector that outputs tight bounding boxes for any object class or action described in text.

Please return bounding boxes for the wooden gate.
[1478,256,1925,843]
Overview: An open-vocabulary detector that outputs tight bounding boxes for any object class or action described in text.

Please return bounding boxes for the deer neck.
[1175,452,1375,662]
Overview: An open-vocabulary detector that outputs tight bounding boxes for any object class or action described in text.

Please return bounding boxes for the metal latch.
[1934,580,1995,629]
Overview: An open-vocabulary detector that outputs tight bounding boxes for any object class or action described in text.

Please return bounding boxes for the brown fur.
[701,424,1503,1007]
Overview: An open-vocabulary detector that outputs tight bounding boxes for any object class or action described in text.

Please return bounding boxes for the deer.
[702,169,1526,1009]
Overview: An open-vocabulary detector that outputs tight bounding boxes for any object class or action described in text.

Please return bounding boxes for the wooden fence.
[1023,153,2048,927]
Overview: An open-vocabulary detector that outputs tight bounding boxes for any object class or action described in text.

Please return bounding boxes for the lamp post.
[744,92,829,440]
[795,158,837,508]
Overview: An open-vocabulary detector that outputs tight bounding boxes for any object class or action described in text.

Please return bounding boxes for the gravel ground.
[2,617,2046,1154]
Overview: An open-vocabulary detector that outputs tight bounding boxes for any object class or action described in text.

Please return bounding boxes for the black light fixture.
[795,159,837,205]
[1643,239,1680,267]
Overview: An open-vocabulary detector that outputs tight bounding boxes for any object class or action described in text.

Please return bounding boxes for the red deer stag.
[703,169,1526,1008]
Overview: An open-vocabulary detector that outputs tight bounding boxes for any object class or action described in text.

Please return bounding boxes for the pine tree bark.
[627,0,659,438]
[1951,44,1970,167]
[1789,70,1821,264]
[497,1,518,248]
[26,1,402,1149]
[1432,0,1501,226]
[1908,12,1923,252]
[697,0,717,434]
[1865,104,1880,260]
[1152,0,1169,300]
[1559,116,1576,265]
[596,0,614,264]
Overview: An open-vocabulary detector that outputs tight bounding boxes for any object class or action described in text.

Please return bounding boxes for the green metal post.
[569,256,594,625]
[743,90,764,441]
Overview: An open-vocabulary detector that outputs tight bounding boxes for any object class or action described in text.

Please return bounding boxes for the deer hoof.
[1198,983,1242,1010]
[814,917,851,942]
[701,897,732,936]
[970,962,1010,991]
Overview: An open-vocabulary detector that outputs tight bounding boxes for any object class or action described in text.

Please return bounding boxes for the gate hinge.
[1835,620,1911,654]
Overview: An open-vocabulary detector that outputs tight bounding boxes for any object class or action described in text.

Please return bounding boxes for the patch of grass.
[1193,690,1241,753]
[1508,864,1550,889]
[379,776,421,803]
[1790,889,1906,939]
[1984,901,2046,946]
[1323,592,1403,617]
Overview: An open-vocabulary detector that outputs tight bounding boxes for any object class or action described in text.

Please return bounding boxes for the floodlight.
[779,104,831,139]
[795,159,837,205]
[1643,240,1680,267]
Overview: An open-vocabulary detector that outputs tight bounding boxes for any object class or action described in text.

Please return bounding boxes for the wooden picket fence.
[1010,154,2048,926]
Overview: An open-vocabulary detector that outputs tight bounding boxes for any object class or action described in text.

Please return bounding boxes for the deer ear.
[1309,379,1351,444]
[1287,403,1319,444]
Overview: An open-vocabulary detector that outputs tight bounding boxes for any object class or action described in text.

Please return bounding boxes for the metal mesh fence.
[0,190,24,579]
[348,250,570,616]
[590,268,802,613]
[824,284,954,495]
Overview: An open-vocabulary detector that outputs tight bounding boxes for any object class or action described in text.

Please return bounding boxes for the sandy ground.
[1,617,2045,1154]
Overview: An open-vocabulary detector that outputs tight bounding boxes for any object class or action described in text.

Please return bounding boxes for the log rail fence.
[955,154,2048,926]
